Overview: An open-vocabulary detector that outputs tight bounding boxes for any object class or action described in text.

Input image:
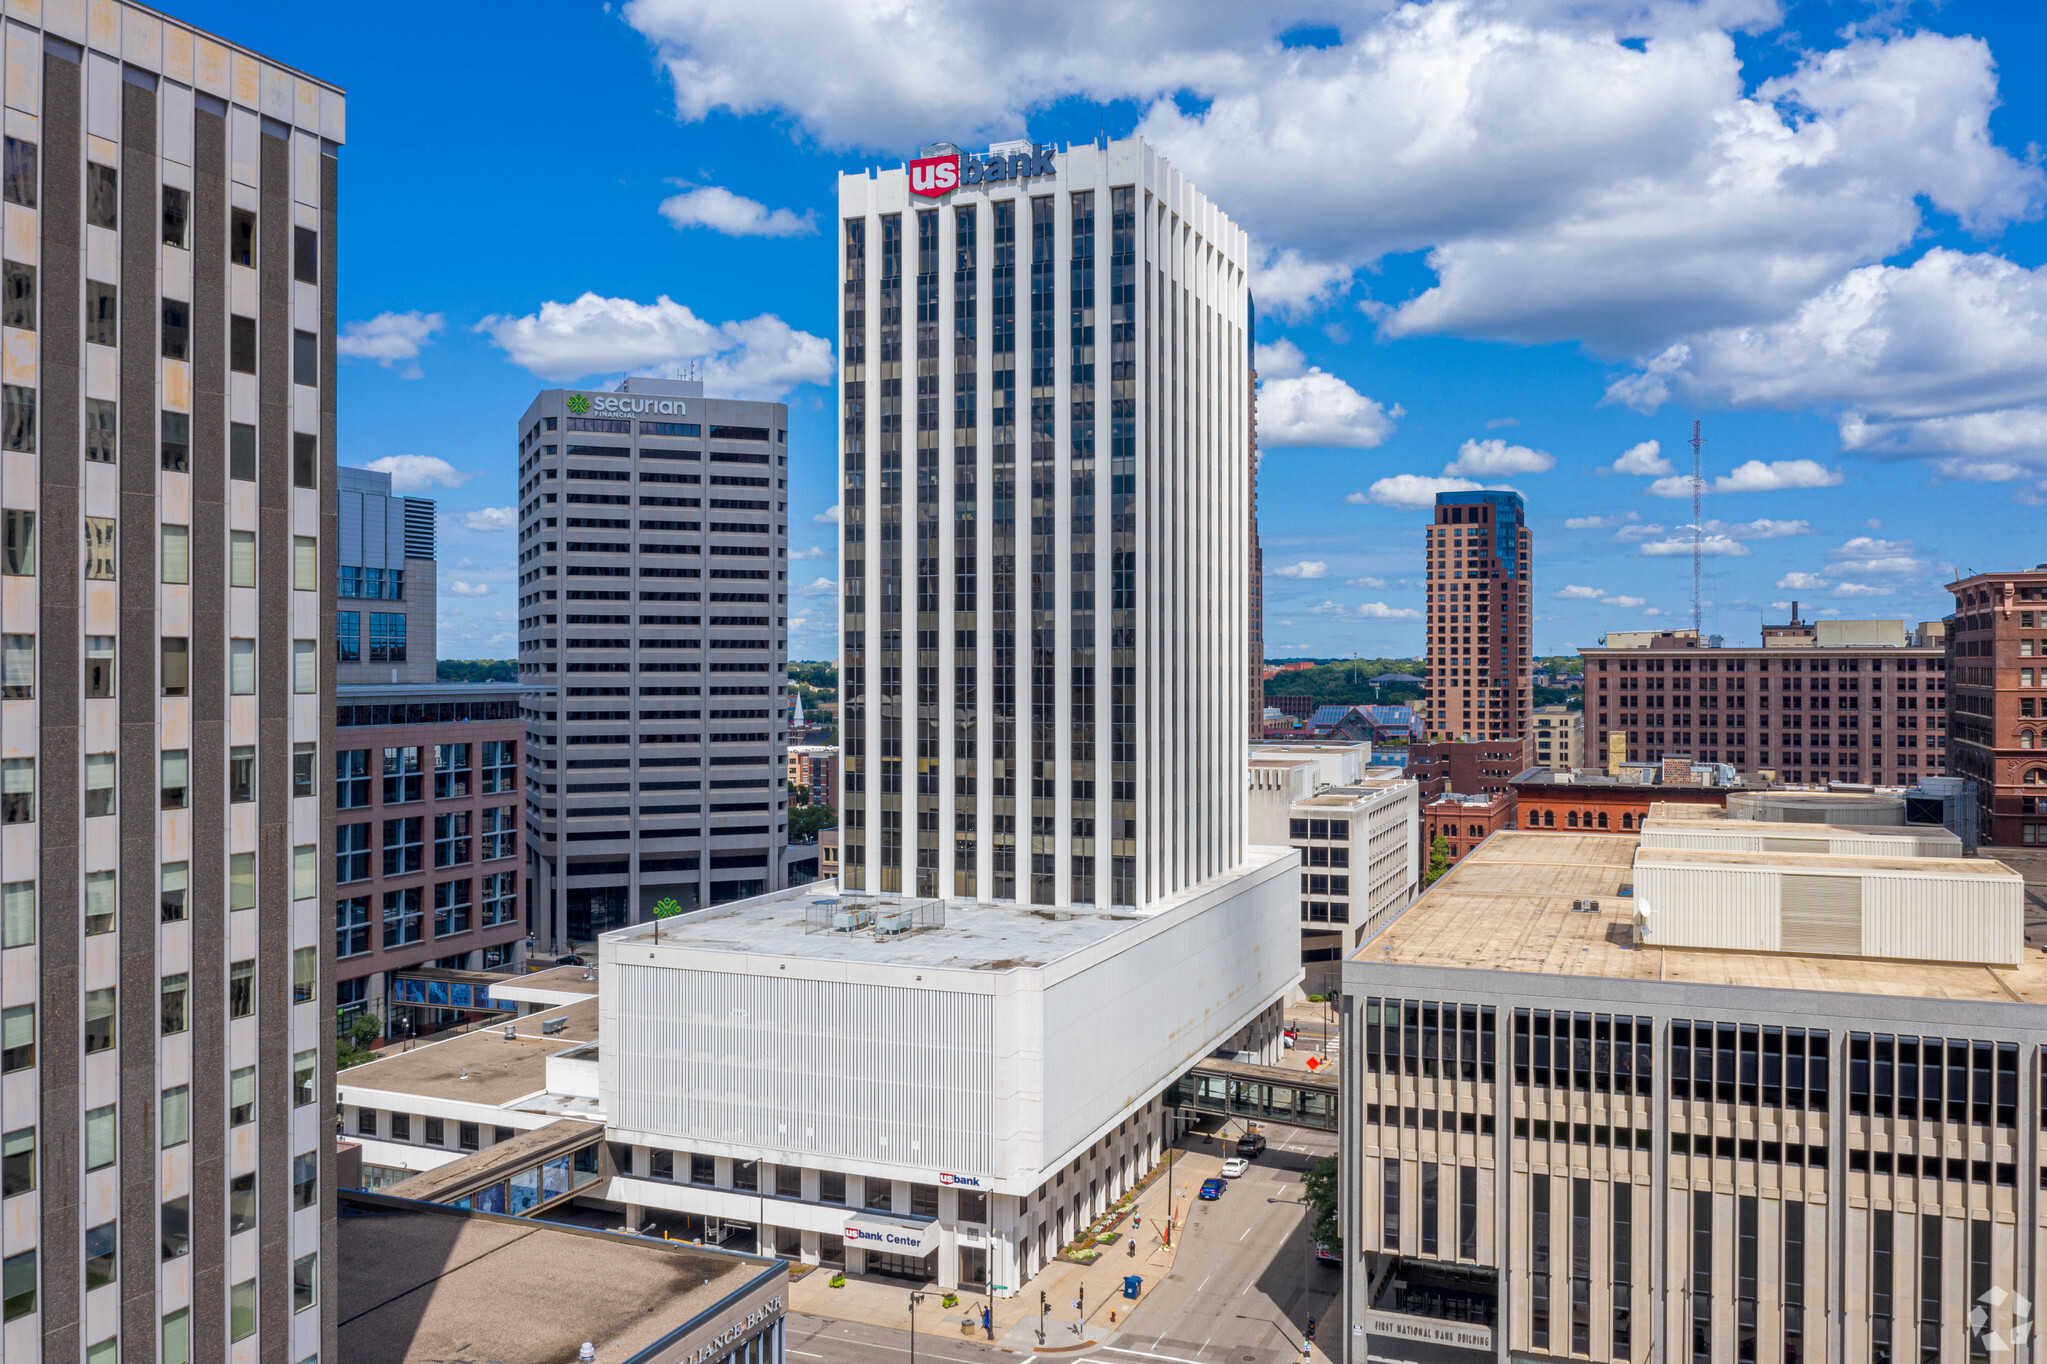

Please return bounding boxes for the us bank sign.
[908,144,1058,198]
[565,392,689,417]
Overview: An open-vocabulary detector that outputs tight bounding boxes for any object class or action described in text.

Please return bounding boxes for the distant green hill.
[1264,658,1426,708]
[438,660,517,684]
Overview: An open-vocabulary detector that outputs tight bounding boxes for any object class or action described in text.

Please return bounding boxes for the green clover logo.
[566,393,591,415]
[653,897,685,919]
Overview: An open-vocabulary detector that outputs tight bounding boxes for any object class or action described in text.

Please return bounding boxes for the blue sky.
[181,0,2047,661]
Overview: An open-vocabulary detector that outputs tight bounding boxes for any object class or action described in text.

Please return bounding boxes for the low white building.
[597,850,1299,1291]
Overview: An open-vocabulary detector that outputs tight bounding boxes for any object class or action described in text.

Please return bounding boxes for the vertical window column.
[1107,185,1136,906]
[1027,194,1056,905]
[950,203,979,896]
[1530,1173,1550,1349]
[840,216,867,890]
[914,209,940,899]
[1067,189,1096,905]
[877,213,903,893]
[989,200,1018,900]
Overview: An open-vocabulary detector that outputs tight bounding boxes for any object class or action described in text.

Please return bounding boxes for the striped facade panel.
[610,965,995,1173]
[1862,872,2023,967]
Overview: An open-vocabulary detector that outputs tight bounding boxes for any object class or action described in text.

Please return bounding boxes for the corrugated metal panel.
[361,488,387,568]
[338,490,363,568]
[1760,837,1811,854]
[1862,871,2024,967]
[610,966,995,1173]
[1634,861,1776,951]
[1779,875,1862,956]
[386,495,407,569]
[403,497,436,561]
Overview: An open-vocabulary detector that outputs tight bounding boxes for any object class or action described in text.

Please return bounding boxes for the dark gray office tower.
[515,379,793,947]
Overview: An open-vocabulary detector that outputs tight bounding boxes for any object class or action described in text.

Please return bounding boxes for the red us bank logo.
[908,152,959,198]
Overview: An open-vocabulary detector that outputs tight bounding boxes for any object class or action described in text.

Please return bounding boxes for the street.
[786,1122,1339,1364]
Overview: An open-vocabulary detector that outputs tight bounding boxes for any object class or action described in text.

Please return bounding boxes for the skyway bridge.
[1169,1056,1339,1131]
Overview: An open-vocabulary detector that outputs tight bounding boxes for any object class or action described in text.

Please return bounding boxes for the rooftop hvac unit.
[875,908,914,936]
[1570,899,1601,913]
[542,1018,567,1036]
[833,906,874,933]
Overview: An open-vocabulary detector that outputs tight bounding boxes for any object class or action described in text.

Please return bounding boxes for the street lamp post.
[908,1292,926,1364]
[1164,1144,1176,1247]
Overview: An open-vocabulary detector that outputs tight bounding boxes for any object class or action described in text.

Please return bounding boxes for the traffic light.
[1040,1291,1048,1314]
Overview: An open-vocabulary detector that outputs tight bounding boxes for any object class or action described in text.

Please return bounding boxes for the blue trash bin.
[1123,1275,1142,1300]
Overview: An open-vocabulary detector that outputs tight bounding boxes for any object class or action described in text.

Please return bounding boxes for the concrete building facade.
[836,135,1252,910]
[334,464,434,685]
[1406,736,1528,802]
[1531,704,1582,772]
[0,12,344,1363]
[1944,567,2047,848]
[1423,491,1532,741]
[513,377,793,949]
[1581,617,1948,785]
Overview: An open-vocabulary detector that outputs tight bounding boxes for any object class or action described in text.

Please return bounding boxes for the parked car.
[1198,1178,1226,1200]
[1221,1158,1250,1179]
[1236,1132,1267,1157]
[1315,1243,1341,1265]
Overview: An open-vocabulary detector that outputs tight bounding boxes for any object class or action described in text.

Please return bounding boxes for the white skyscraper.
[836,135,1254,908]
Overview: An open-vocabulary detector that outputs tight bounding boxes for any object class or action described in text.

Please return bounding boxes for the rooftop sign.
[565,392,689,417]
[909,145,1057,198]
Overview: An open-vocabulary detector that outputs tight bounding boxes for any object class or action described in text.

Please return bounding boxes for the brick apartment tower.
[1946,566,2047,846]
[1423,491,1532,740]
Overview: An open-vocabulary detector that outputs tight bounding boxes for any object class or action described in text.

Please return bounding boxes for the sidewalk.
[787,1143,1226,1348]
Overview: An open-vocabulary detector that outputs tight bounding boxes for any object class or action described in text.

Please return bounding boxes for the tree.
[790,804,836,841]
[1425,833,1454,886]
[336,1011,382,1069]
[1302,1155,1340,1254]
[790,783,813,808]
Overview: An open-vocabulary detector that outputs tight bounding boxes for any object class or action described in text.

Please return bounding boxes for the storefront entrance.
[866,1249,937,1282]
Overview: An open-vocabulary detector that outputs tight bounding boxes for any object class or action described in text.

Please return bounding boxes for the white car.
[1221,1158,1251,1179]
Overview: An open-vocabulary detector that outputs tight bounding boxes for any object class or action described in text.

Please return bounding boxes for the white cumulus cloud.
[1610,522,1668,543]
[795,576,838,597]
[1564,513,1636,530]
[1836,582,1893,597]
[1444,438,1553,478]
[789,545,827,560]
[1827,536,1925,577]
[1776,572,1832,590]
[1255,341,1401,448]
[658,184,816,237]
[460,507,516,532]
[1353,474,1485,511]
[449,581,491,597]
[1344,576,1388,589]
[476,293,832,397]
[337,311,445,376]
[813,505,841,524]
[357,456,478,493]
[1638,534,1750,557]
[1357,602,1422,620]
[1554,585,1606,600]
[1273,560,1328,579]
[1611,440,1672,477]
[1647,459,1843,497]
[1604,595,1647,609]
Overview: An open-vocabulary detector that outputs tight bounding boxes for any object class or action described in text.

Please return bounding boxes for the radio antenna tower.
[1689,419,1705,638]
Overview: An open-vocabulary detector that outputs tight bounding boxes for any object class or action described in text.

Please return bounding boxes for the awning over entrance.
[842,1213,937,1255]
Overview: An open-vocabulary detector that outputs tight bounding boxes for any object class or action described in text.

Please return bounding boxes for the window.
[1,139,34,208]
[424,1116,445,1146]
[481,740,518,793]
[162,1308,192,1364]
[383,887,423,947]
[294,742,317,797]
[231,208,256,267]
[1,1127,29,1197]
[434,812,471,867]
[293,947,317,1003]
[161,638,189,697]
[163,299,191,360]
[228,745,254,803]
[229,1068,255,1126]
[293,1252,317,1313]
[293,329,317,386]
[294,1051,316,1108]
[294,639,317,694]
[229,1171,256,1232]
[483,871,517,926]
[84,1104,114,1170]
[337,750,371,807]
[459,1122,480,1152]
[294,226,319,284]
[228,960,254,1019]
[161,1084,189,1147]
[84,1219,115,1289]
[434,743,471,799]
[82,752,116,819]
[160,750,189,809]
[0,634,27,698]
[228,313,255,372]
[369,611,407,662]
[81,516,115,579]
[160,410,189,470]
[83,987,114,1053]
[384,747,424,803]
[295,432,318,489]
[161,524,189,582]
[1,1248,31,1321]
[357,1108,378,1137]
[230,1277,256,1342]
[2,881,29,947]
[384,816,423,875]
[84,280,116,346]
[336,824,370,884]
[0,1005,29,1071]
[85,162,116,228]
[1,261,32,330]
[434,878,471,936]
[229,529,256,586]
[1,385,30,453]
[481,807,518,860]
[161,1195,190,1261]
[160,972,188,1036]
[229,852,254,909]
[335,896,370,957]
[391,1113,411,1142]
[162,184,190,247]
[293,844,316,901]
[335,610,359,663]
[1,757,31,823]
[230,421,256,481]
[83,870,114,934]
[691,1154,715,1186]
[294,536,317,590]
[84,399,114,462]
[85,635,113,697]
[229,637,255,694]
[160,863,187,922]
[1,510,31,574]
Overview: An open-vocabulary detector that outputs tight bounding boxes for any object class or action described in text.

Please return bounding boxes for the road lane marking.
[1099,1351,1213,1364]
[791,1352,824,1358]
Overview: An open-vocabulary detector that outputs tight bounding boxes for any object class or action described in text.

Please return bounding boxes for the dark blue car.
[1199,1177,1225,1200]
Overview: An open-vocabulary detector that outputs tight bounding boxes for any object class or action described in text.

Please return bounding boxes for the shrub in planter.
[829,1272,846,1288]
[1098,1231,1120,1243]
[942,1292,959,1308]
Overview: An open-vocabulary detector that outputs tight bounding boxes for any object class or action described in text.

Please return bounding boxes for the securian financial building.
[0,8,343,1364]
[835,134,1256,909]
